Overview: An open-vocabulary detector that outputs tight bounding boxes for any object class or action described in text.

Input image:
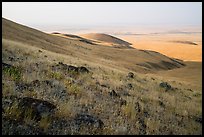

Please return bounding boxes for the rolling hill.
[2,18,201,135]
[2,18,185,73]
[80,33,133,48]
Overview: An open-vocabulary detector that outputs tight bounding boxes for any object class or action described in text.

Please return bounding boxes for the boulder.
[127,72,134,78]
[18,97,56,121]
[3,96,56,122]
[159,82,172,91]
[78,66,89,73]
[74,114,104,129]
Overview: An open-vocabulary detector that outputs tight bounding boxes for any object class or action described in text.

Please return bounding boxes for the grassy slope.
[2,18,202,135]
[2,18,185,74]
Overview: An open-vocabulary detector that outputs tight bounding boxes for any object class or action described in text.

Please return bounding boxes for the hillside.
[2,18,185,73]
[2,18,202,135]
[80,33,133,48]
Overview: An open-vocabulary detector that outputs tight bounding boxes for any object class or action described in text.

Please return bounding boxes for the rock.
[74,114,104,129]
[187,88,193,92]
[135,102,141,113]
[143,111,150,118]
[18,97,56,121]
[43,80,52,86]
[151,77,155,80]
[119,98,127,106]
[159,100,165,108]
[15,82,32,91]
[67,65,78,72]
[58,62,89,74]
[2,62,13,69]
[3,96,56,122]
[193,116,202,124]
[109,90,119,97]
[38,50,42,52]
[78,66,89,73]
[30,80,41,87]
[139,119,147,135]
[8,57,14,61]
[127,72,134,78]
[101,84,109,89]
[127,83,133,89]
[159,82,172,91]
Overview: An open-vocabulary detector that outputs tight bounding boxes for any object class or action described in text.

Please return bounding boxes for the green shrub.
[49,71,64,80]
[68,83,82,98]
[3,66,22,81]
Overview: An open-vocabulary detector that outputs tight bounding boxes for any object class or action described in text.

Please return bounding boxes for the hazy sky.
[2,2,202,32]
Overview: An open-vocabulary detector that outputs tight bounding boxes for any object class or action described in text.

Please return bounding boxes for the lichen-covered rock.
[159,82,172,91]
[3,96,56,122]
[58,62,89,74]
[127,72,134,78]
[74,114,104,129]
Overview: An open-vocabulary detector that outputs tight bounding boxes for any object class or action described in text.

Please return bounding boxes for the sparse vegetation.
[2,18,202,135]
[3,65,22,81]
[3,101,21,121]
[49,71,64,80]
[38,114,51,132]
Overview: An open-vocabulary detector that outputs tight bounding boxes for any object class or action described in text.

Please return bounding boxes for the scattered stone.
[2,62,13,69]
[138,119,147,135]
[119,98,127,106]
[74,114,104,129]
[143,111,150,118]
[187,89,193,92]
[15,82,33,91]
[78,66,89,73]
[127,72,134,78]
[193,116,202,124]
[135,102,141,113]
[159,82,172,91]
[122,91,131,96]
[8,57,14,61]
[30,80,41,87]
[127,83,133,89]
[159,100,165,108]
[58,62,90,74]
[109,90,119,97]
[151,77,155,80]
[67,65,78,72]
[35,63,39,68]
[95,81,100,85]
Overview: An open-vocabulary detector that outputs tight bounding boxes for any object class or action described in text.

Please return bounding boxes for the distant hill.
[80,33,133,48]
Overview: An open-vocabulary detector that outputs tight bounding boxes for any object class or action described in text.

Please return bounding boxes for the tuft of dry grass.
[66,83,83,98]
[3,101,21,121]
[39,114,51,132]
[55,96,77,118]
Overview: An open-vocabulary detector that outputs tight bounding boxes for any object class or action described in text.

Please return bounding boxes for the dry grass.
[2,18,202,135]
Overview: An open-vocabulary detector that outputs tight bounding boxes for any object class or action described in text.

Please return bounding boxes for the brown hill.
[2,18,185,73]
[80,33,133,48]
